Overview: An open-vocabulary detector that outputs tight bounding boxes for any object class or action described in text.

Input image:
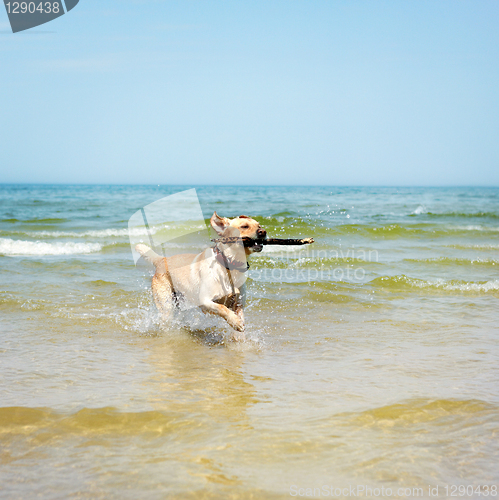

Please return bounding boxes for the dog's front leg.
[200,300,245,337]
[233,284,246,340]
[231,307,245,342]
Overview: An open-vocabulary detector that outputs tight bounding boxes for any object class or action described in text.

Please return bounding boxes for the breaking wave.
[0,227,158,239]
[411,205,427,215]
[370,275,499,294]
[0,238,102,256]
[404,257,499,267]
[426,212,499,219]
[446,244,499,251]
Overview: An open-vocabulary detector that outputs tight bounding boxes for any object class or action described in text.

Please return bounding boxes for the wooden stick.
[262,237,314,245]
[242,237,314,247]
[215,236,315,247]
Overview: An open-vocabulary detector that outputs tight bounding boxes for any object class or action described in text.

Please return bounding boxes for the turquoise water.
[0,185,498,499]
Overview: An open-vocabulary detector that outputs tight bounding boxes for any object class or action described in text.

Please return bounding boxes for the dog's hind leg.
[152,273,175,325]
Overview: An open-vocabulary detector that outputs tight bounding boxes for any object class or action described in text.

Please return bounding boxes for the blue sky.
[0,0,498,185]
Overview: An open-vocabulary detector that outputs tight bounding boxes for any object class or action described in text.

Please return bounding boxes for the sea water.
[0,185,498,499]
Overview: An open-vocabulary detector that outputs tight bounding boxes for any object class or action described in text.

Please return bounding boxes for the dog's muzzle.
[243,235,266,252]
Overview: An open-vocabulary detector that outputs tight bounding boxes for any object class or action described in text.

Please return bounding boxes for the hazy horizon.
[1,183,498,188]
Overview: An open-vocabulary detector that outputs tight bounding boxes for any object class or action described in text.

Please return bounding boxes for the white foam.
[412,205,427,215]
[0,238,102,256]
[5,224,208,239]
[411,277,499,293]
[261,245,313,255]
[457,244,499,250]
[26,227,158,238]
[449,280,499,292]
[455,225,499,232]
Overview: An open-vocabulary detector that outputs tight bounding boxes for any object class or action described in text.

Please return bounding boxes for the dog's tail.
[135,244,164,268]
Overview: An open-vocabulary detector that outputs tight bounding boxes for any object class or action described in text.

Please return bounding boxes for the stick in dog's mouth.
[242,237,314,246]
[213,236,315,248]
[245,238,265,252]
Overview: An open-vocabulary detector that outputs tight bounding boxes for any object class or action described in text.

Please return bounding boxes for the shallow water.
[1,185,498,499]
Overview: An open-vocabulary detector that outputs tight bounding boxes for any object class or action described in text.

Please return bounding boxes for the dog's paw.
[233,321,245,333]
[228,315,245,332]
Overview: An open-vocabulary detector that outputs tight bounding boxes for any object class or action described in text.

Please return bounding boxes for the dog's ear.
[210,212,231,234]
[238,215,250,219]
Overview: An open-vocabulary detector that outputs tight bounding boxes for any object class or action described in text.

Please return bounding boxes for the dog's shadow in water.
[136,323,227,346]
[186,326,228,347]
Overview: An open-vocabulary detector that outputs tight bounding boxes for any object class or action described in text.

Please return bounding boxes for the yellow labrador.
[135,212,266,341]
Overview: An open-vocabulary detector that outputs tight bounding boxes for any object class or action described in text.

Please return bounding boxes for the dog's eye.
[241,225,249,229]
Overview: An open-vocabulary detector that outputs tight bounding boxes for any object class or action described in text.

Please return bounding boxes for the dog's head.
[210,212,267,254]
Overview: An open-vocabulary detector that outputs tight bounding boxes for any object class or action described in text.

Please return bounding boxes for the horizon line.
[0,183,498,188]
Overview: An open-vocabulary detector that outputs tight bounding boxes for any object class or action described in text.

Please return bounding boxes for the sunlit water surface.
[1,185,498,499]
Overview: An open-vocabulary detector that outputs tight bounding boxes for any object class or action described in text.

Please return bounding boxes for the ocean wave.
[268,222,499,239]
[261,244,319,254]
[292,256,380,269]
[260,215,316,230]
[428,212,499,219]
[6,220,492,242]
[0,291,51,310]
[404,257,499,267]
[454,225,499,232]
[0,238,102,256]
[348,399,497,427]
[363,224,498,237]
[2,219,497,250]
[370,275,499,294]
[0,292,21,308]
[446,244,499,251]
[411,205,427,215]
[408,211,499,219]
[0,227,158,238]
[0,224,209,239]
[261,213,499,233]
[0,406,189,435]
[0,217,69,224]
